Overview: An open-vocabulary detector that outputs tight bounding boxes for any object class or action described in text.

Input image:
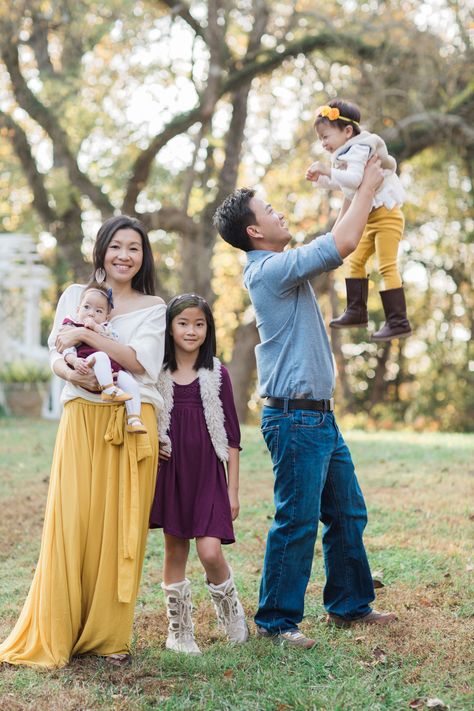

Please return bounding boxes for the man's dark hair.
[164,293,216,372]
[213,188,256,252]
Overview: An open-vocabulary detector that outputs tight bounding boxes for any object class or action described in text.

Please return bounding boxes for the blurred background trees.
[0,0,472,429]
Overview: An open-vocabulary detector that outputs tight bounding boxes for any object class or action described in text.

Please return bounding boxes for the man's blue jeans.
[255,405,375,633]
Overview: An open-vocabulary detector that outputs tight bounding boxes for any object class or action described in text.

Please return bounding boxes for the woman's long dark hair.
[164,294,216,372]
[92,215,156,295]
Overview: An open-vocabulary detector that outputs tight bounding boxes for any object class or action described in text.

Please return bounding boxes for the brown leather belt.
[265,397,334,412]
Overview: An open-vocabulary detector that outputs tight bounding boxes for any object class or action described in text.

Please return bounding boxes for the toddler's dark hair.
[81,281,113,312]
[314,98,361,136]
[164,293,216,372]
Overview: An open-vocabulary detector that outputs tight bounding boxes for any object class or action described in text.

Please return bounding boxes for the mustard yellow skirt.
[0,399,158,668]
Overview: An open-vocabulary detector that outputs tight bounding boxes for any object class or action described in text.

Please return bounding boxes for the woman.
[0,215,165,668]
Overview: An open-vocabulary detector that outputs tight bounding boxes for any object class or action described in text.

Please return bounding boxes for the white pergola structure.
[0,233,60,418]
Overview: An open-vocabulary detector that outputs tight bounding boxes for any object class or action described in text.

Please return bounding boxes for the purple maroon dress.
[149,366,241,544]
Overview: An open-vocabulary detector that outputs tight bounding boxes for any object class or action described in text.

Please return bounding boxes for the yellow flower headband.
[315,105,359,125]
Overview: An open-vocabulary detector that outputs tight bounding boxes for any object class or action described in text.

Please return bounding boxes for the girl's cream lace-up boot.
[161,578,201,654]
[206,567,249,643]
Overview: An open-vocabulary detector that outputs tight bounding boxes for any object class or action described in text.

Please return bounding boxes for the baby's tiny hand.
[306,161,329,182]
[84,317,98,330]
[74,358,90,375]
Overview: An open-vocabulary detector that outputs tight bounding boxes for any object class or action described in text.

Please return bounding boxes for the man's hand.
[360,155,384,194]
[306,161,331,182]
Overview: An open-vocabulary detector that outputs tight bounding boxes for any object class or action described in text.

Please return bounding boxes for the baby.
[306,98,411,341]
[62,283,147,433]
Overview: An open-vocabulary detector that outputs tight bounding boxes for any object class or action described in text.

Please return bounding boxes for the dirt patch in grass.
[0,481,47,560]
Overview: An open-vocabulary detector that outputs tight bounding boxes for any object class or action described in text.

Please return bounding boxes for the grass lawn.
[0,418,473,711]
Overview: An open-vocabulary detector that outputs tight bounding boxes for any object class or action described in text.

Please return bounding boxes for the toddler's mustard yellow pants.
[349,205,404,290]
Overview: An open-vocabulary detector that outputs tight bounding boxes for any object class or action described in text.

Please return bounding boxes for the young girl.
[306,98,412,341]
[150,293,248,654]
[62,282,147,433]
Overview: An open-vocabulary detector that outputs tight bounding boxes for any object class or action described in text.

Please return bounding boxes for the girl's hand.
[159,448,171,461]
[228,488,240,520]
[73,357,91,375]
[56,326,85,352]
[67,366,100,391]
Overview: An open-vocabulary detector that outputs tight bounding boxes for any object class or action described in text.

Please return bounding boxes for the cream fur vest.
[157,357,229,463]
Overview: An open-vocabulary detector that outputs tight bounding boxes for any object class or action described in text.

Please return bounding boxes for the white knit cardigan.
[157,357,229,462]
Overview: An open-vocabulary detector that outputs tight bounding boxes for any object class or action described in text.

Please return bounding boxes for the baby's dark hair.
[213,188,256,252]
[314,98,361,136]
[81,281,114,311]
[164,293,216,372]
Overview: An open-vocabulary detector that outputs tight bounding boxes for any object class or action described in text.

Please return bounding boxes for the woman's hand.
[159,448,171,461]
[228,488,240,521]
[55,326,86,353]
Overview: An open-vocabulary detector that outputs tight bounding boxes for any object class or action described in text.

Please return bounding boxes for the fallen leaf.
[372,646,387,663]
[223,669,234,678]
[373,578,385,589]
[355,636,366,642]
[409,699,424,709]
[443,572,451,579]
[418,597,432,606]
[426,699,449,709]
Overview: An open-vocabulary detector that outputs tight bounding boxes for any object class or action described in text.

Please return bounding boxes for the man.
[213,158,397,649]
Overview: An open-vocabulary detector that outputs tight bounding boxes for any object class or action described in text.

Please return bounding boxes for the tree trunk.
[370,343,391,407]
[327,272,351,403]
[227,320,259,423]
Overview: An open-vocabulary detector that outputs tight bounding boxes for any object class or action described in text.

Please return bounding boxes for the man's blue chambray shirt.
[243,232,343,400]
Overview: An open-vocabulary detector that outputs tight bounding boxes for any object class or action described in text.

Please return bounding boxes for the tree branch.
[138,206,199,236]
[1,38,114,215]
[383,112,474,163]
[158,0,207,42]
[123,28,380,211]
[0,110,56,224]
[24,11,56,77]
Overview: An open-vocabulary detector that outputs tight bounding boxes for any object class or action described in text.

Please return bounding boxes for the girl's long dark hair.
[92,214,156,295]
[164,294,216,372]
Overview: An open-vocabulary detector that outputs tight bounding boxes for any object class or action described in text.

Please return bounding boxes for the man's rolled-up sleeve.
[260,232,343,294]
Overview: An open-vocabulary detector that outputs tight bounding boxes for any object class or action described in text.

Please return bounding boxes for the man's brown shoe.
[326,610,397,629]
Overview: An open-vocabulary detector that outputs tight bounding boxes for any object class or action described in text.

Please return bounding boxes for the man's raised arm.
[332,157,384,259]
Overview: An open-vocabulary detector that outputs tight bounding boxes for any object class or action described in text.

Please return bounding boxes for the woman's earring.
[95,267,106,284]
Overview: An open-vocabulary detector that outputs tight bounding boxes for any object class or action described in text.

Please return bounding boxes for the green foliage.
[0,0,472,430]
[0,360,51,384]
[0,422,473,709]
